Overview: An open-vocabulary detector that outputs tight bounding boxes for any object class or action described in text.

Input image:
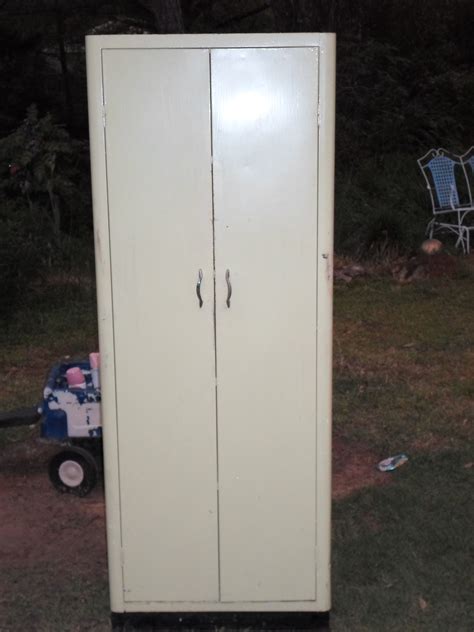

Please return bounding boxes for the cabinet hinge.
[317,101,321,127]
[102,105,106,128]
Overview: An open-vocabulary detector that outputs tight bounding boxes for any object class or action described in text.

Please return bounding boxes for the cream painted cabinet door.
[102,49,219,602]
[212,48,320,602]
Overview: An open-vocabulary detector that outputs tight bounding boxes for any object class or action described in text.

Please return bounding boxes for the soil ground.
[0,430,385,631]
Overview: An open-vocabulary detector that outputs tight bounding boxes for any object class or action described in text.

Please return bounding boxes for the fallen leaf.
[418,596,428,610]
[463,462,473,469]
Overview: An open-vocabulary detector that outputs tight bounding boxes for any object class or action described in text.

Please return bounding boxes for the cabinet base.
[111,611,330,630]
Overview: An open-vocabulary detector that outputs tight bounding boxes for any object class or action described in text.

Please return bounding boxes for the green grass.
[333,278,474,453]
[0,279,98,448]
[331,277,474,630]
[0,275,473,630]
[332,450,474,631]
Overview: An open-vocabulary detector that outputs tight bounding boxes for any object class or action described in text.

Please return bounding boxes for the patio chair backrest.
[461,146,474,172]
[460,146,474,206]
[417,148,461,212]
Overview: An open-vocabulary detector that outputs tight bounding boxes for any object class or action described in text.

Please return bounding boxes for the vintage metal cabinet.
[86,33,335,624]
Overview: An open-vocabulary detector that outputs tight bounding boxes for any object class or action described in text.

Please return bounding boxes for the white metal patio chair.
[418,148,474,253]
[459,146,474,253]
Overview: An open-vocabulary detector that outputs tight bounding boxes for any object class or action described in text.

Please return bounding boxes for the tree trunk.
[271,0,297,31]
[139,0,185,33]
[325,0,337,31]
[54,1,73,129]
[46,180,61,246]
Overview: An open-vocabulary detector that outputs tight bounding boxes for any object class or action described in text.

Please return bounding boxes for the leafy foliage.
[335,153,428,259]
[0,105,91,312]
[335,30,474,255]
[0,0,472,309]
[0,198,41,316]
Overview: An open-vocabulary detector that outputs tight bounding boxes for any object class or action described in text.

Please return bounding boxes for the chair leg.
[427,219,435,239]
[455,230,465,252]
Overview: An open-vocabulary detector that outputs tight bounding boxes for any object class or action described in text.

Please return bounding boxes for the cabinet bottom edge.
[111,610,330,630]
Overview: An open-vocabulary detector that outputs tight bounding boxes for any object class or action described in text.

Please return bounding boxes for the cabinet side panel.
[315,33,335,613]
[86,38,124,612]
[213,47,319,603]
[102,48,218,603]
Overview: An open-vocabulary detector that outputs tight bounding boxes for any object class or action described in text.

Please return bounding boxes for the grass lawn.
[0,280,98,415]
[0,273,473,631]
[332,276,474,631]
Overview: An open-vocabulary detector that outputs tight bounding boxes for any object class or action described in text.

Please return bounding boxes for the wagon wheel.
[48,446,98,497]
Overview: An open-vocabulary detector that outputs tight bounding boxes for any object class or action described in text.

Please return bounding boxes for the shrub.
[0,104,91,255]
[335,153,429,259]
[0,105,93,314]
[0,199,43,315]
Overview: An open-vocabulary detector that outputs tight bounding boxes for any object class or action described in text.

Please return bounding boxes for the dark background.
[0,0,473,313]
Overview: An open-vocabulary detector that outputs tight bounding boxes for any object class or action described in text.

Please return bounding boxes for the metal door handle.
[196,269,203,308]
[225,269,232,308]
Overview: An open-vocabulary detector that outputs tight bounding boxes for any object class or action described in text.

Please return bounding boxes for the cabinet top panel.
[85,32,335,51]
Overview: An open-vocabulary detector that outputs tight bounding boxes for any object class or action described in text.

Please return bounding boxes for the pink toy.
[65,366,86,389]
[89,352,100,369]
[89,352,100,389]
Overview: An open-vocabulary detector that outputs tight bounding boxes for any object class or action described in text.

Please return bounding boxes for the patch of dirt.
[424,251,460,278]
[332,435,389,499]
[0,436,107,578]
[390,251,463,283]
[334,250,474,285]
[0,432,385,623]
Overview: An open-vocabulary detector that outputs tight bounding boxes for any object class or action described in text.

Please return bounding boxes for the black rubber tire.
[48,446,98,497]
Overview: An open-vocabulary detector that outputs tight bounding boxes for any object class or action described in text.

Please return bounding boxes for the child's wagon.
[38,359,102,496]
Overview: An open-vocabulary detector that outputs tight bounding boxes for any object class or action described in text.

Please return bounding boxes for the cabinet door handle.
[196,269,203,308]
[225,269,232,308]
